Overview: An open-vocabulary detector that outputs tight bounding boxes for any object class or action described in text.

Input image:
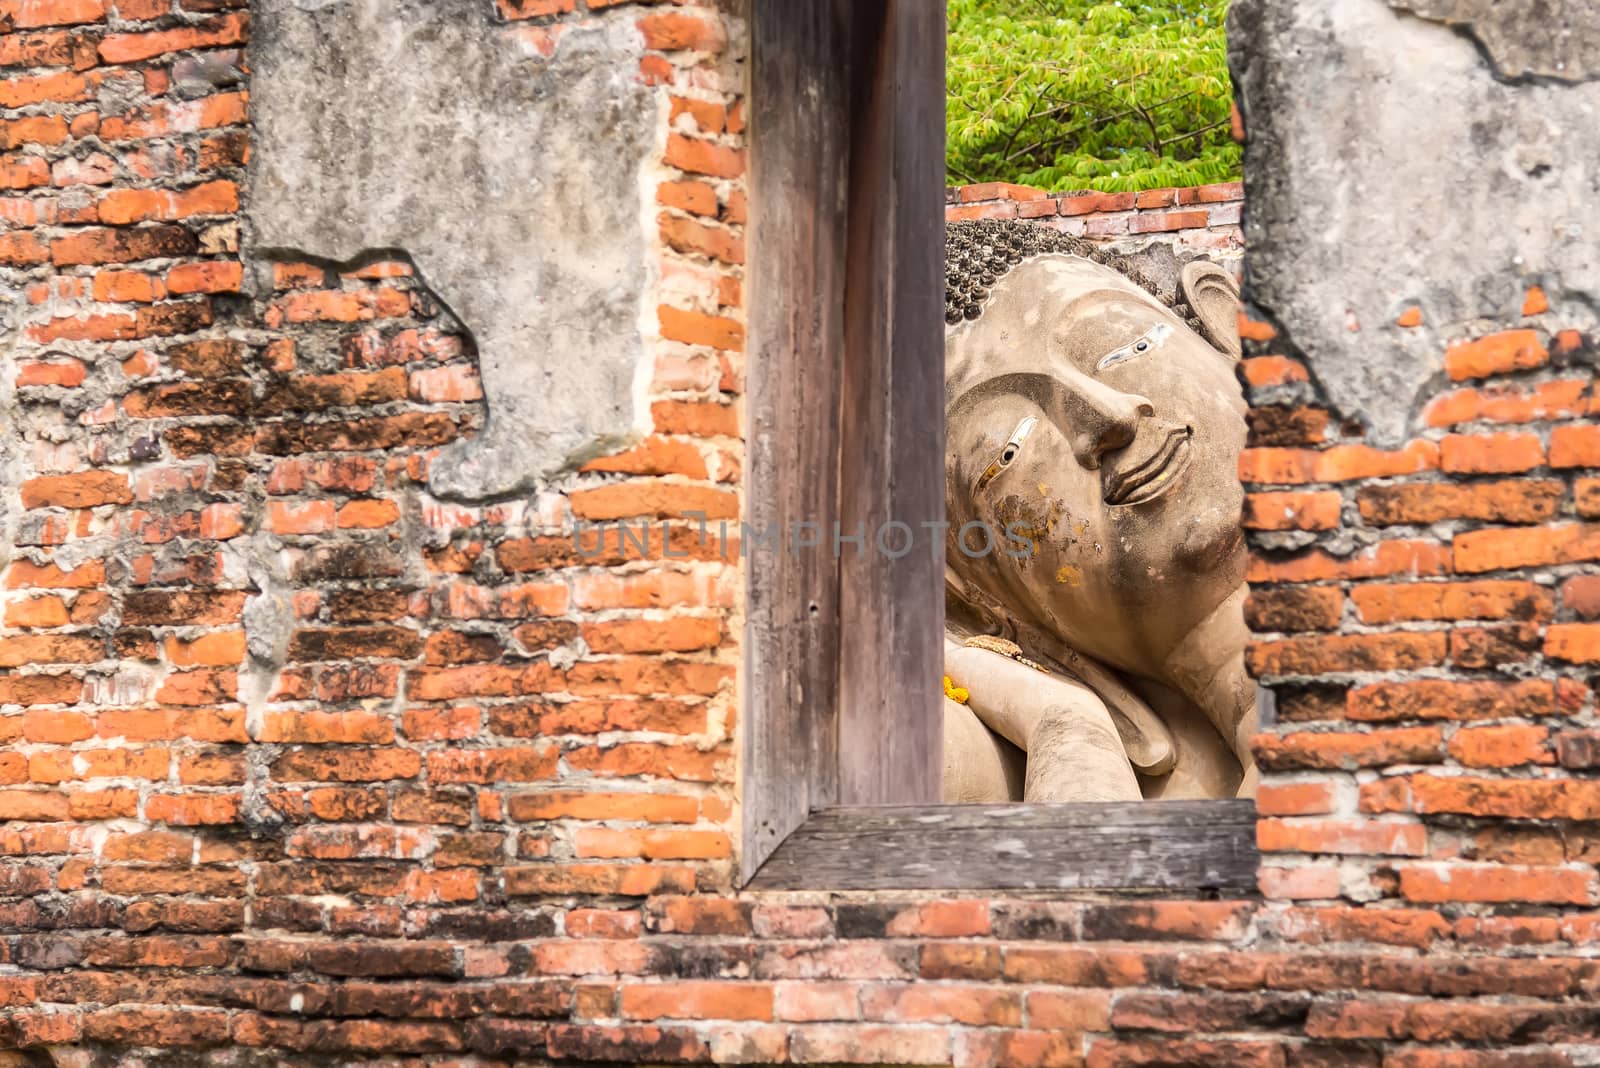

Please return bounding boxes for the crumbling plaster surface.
[1230,0,1600,444]
[1389,0,1600,82]
[248,0,658,498]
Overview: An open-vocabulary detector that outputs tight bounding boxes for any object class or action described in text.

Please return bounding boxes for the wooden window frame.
[741,0,1258,893]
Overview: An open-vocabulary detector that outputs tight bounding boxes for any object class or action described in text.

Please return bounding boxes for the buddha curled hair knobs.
[944,219,1205,334]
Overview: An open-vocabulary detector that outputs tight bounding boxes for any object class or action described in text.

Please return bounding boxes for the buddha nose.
[1055,371,1155,470]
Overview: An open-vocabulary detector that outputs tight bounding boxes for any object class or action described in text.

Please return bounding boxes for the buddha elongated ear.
[1179,260,1242,360]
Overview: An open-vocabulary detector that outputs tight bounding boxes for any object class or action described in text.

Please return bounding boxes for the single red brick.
[619,980,771,1022]
[1242,490,1341,531]
[1352,580,1551,624]
[1247,540,1451,584]
[1374,774,1600,820]
[0,70,92,108]
[569,480,737,521]
[664,134,744,179]
[0,230,49,266]
[574,827,730,860]
[97,11,246,62]
[1563,574,1600,619]
[1444,329,1548,380]
[1347,679,1564,722]
[1276,906,1450,950]
[163,631,245,668]
[657,179,718,216]
[948,201,1017,222]
[638,10,725,51]
[268,500,335,535]
[1425,378,1588,428]
[96,180,238,224]
[1239,441,1438,484]
[1256,781,1338,816]
[1399,863,1596,905]
[166,260,242,295]
[1257,817,1427,856]
[1258,865,1341,901]
[1358,479,1563,526]
[495,0,574,17]
[20,470,132,509]
[1254,728,1444,770]
[506,863,696,897]
[1244,587,1343,633]
[1551,424,1600,468]
[1238,313,1278,342]
[658,304,744,351]
[1546,622,1600,663]
[1246,631,1447,676]
[885,900,991,938]
[336,498,400,529]
[1454,523,1600,574]
[506,790,698,823]
[582,617,721,654]
[1088,1039,1283,1068]
[1439,431,1545,474]
[1448,725,1551,768]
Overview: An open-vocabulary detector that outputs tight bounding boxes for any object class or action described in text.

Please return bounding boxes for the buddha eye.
[1097,322,1172,371]
[977,416,1037,490]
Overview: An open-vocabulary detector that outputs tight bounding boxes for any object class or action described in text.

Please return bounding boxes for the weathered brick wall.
[1239,308,1600,922]
[1,2,1597,1067]
[946,179,1243,268]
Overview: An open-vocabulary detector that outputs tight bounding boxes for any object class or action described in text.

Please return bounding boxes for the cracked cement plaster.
[1230,0,1600,444]
[248,0,658,498]
[1389,0,1600,83]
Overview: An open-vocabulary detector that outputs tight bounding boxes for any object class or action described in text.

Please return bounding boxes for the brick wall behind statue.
[945,179,1243,272]
[3,3,1600,1067]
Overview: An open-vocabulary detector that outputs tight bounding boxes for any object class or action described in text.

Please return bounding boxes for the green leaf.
[948,0,1240,192]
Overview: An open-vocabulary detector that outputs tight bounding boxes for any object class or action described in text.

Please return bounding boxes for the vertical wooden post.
[741,0,853,882]
[835,1,947,806]
[744,0,946,881]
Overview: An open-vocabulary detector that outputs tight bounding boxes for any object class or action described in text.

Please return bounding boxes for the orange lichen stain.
[1396,307,1424,328]
[1055,564,1083,586]
[1522,286,1549,316]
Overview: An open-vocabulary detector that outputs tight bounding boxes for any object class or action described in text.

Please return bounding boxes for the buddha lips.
[1103,426,1194,506]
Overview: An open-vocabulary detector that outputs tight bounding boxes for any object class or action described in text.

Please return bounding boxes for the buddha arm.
[1161,585,1259,788]
[942,697,1025,803]
[944,640,1141,804]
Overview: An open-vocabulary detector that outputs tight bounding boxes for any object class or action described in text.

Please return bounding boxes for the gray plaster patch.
[248,0,658,498]
[1230,0,1600,444]
[1388,0,1600,83]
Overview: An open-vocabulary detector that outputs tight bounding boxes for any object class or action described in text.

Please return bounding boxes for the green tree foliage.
[947,0,1239,192]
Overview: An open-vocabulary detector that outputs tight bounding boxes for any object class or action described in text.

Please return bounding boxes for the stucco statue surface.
[940,221,1257,804]
[248,0,656,500]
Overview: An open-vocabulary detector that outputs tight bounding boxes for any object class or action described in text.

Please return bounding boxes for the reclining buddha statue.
[940,220,1257,804]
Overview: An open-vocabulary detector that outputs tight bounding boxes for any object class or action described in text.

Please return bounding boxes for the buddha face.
[945,254,1247,679]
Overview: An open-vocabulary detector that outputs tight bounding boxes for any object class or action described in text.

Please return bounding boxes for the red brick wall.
[946,179,1244,265]
[2,3,1598,1066]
